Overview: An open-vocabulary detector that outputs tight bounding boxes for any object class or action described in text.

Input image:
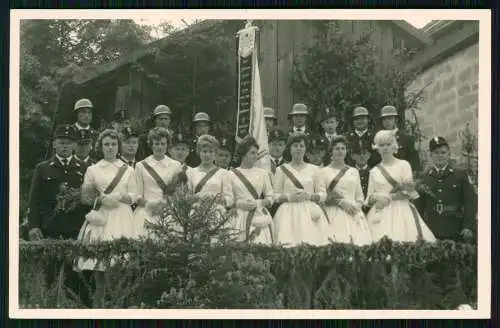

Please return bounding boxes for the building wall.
[405,42,479,167]
[257,20,421,132]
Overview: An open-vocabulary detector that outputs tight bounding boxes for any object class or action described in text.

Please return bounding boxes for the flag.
[249,47,270,171]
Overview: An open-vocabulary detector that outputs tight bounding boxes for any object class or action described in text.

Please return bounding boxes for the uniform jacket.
[27,156,88,239]
[345,129,380,168]
[270,156,286,175]
[356,165,370,198]
[392,129,421,173]
[415,165,477,240]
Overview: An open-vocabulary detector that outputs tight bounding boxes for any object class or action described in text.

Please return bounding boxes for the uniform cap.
[54,124,76,140]
[319,107,339,122]
[269,129,287,142]
[121,126,139,139]
[73,98,93,111]
[309,134,328,150]
[263,107,277,119]
[379,105,399,118]
[193,112,211,123]
[288,103,309,117]
[171,132,191,146]
[152,105,172,117]
[218,135,235,151]
[352,106,370,118]
[429,136,449,152]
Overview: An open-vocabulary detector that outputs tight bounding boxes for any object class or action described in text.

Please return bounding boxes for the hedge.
[19,237,477,309]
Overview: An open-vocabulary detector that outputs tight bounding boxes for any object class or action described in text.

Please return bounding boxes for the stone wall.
[405,42,479,169]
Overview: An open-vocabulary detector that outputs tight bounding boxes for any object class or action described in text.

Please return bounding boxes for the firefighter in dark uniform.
[27,124,90,301]
[119,126,139,168]
[346,106,379,168]
[71,98,98,145]
[268,129,287,174]
[350,145,371,214]
[288,103,312,137]
[215,135,235,170]
[318,107,340,145]
[306,134,328,167]
[378,105,421,173]
[169,132,192,166]
[136,105,174,161]
[74,129,96,166]
[186,112,212,167]
[264,107,278,136]
[415,136,477,242]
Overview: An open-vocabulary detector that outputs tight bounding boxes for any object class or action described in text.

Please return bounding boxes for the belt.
[435,203,459,214]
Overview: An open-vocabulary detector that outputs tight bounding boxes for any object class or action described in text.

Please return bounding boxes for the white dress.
[273,163,330,247]
[186,166,227,215]
[75,159,137,271]
[223,167,275,244]
[132,155,183,238]
[365,159,436,242]
[317,166,372,246]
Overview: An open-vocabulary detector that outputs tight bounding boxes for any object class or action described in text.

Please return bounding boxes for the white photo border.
[9,8,492,319]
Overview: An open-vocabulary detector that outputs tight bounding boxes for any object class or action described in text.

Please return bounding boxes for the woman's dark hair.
[285,132,309,161]
[95,129,121,160]
[235,136,260,159]
[329,135,348,153]
[147,127,170,147]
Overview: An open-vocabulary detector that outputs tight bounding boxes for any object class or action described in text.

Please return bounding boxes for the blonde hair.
[196,134,220,153]
[372,130,399,152]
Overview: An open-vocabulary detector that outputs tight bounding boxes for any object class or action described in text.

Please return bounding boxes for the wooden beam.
[404,22,479,73]
[391,20,433,46]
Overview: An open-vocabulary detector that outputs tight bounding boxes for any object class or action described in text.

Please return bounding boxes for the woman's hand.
[120,194,133,205]
[101,194,120,208]
[374,195,391,210]
[136,198,147,208]
[237,200,258,211]
[390,191,408,201]
[339,199,359,216]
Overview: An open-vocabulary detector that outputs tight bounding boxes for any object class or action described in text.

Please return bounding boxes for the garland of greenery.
[19,237,476,309]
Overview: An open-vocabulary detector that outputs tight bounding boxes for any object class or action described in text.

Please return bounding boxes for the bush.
[19,237,476,309]
[19,187,476,309]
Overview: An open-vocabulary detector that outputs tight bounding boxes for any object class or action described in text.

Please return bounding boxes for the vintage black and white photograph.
[10,9,491,319]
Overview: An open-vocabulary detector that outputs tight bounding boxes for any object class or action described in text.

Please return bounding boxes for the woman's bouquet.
[391,181,420,201]
[52,182,82,215]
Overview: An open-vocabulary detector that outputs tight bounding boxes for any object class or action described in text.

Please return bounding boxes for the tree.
[291,22,424,136]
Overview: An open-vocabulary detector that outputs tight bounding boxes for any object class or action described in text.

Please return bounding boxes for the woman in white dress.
[133,127,184,238]
[273,132,330,247]
[317,135,372,245]
[186,135,227,219]
[222,136,274,244]
[365,130,436,242]
[74,129,137,305]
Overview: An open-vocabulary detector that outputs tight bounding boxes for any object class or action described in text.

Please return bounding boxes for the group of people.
[24,98,477,306]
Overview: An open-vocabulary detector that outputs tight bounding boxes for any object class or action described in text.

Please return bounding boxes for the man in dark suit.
[27,124,90,303]
[71,98,98,145]
[415,136,477,242]
[186,112,212,167]
[216,135,235,170]
[268,129,287,174]
[264,107,278,136]
[306,134,328,167]
[288,103,311,137]
[378,105,421,173]
[74,129,96,166]
[169,132,192,166]
[136,105,174,161]
[345,106,379,168]
[119,126,139,168]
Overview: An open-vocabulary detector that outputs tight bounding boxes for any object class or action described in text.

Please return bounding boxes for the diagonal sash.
[280,165,330,223]
[328,166,350,192]
[142,161,169,193]
[194,167,220,194]
[231,168,273,243]
[94,164,129,210]
[376,164,423,240]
